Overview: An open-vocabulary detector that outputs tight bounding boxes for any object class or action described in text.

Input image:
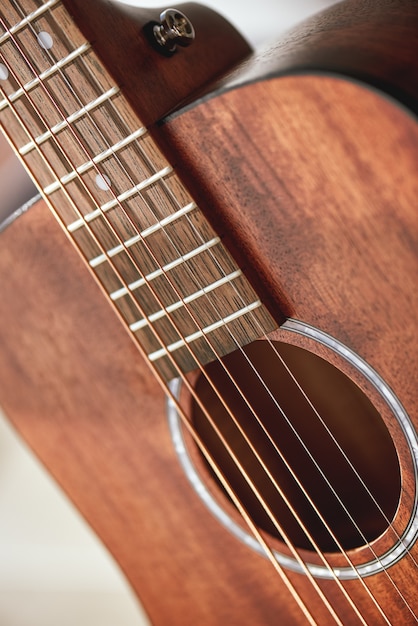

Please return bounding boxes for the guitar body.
[0,0,417,623]
[1,197,296,625]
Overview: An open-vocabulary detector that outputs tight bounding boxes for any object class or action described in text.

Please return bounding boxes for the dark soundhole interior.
[191,341,401,553]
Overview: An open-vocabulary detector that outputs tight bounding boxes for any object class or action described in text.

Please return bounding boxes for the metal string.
[3,3,414,620]
[0,13,345,625]
[2,4,414,620]
[57,9,418,585]
[0,8,402,620]
[12,3,412,562]
[1,3,416,620]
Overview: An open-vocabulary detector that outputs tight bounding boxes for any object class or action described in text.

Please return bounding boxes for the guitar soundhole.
[191,340,401,553]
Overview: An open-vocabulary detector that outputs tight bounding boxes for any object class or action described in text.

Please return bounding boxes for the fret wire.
[0,42,91,112]
[92,234,219,278]
[0,13,360,584]
[0,0,60,44]
[124,269,243,326]
[62,165,175,229]
[0,20,324,601]
[18,85,120,152]
[20,0,274,352]
[0,86,176,368]
[147,300,263,361]
[31,2,271,329]
[0,37,183,367]
[90,218,218,270]
[41,125,147,189]
[141,199,194,233]
[80,165,173,210]
[0,6,268,366]
[40,16,416,622]
[1,78,323,626]
[87,201,198,267]
[3,7,410,616]
[69,197,196,241]
[0,9,264,376]
[25,3,418,608]
[4,70,316,624]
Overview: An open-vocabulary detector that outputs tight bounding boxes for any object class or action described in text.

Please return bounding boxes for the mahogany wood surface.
[0,0,274,380]
[208,0,418,115]
[0,199,327,625]
[0,0,418,623]
[60,0,252,125]
[159,73,418,621]
[2,191,416,624]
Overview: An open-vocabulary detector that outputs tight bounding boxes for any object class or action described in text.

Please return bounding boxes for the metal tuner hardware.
[152,9,195,54]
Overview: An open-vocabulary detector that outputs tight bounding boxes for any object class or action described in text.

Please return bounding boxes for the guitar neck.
[0,0,276,382]
[1,2,418,625]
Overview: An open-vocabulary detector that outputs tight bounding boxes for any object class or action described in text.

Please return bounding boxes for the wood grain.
[60,0,252,126]
[161,73,418,418]
[203,0,418,116]
[0,199,320,625]
[0,0,417,623]
[0,0,275,379]
[2,75,418,626]
[160,73,418,621]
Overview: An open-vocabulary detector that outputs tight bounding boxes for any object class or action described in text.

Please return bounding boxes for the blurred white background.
[0,1,338,624]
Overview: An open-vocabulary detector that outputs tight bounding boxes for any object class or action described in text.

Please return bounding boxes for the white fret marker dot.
[95,173,112,191]
[37,31,54,50]
[0,63,9,80]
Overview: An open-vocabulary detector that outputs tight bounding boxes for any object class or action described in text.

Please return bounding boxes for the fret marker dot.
[37,31,54,50]
[0,63,9,80]
[95,173,112,191]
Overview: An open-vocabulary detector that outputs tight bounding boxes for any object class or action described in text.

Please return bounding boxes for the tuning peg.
[153,9,195,53]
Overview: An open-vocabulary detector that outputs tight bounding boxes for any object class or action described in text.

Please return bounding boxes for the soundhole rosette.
[167,319,418,580]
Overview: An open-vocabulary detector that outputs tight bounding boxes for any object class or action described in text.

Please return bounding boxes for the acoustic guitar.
[0,0,417,623]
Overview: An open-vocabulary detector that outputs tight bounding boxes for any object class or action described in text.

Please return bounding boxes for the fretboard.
[0,0,277,381]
